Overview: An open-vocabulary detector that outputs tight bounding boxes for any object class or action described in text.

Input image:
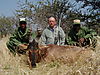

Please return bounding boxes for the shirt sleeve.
[9,30,21,46]
[39,30,47,45]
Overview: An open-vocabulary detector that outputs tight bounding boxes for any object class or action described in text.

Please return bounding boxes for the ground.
[0,37,100,75]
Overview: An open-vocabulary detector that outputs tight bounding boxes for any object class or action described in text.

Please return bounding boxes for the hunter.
[6,18,36,55]
[35,27,43,44]
[40,16,65,45]
[66,19,97,47]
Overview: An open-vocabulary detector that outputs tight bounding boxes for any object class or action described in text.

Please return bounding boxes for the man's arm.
[9,29,22,46]
[39,30,47,45]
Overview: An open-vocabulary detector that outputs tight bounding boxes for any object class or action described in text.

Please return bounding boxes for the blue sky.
[0,0,18,16]
[0,0,98,17]
[0,0,40,17]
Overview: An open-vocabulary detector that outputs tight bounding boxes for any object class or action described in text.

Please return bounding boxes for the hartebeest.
[27,40,95,69]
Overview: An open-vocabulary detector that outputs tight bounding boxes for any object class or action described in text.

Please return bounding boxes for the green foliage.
[48,61,60,68]
[3,64,11,70]
[0,16,16,38]
[66,37,77,45]
[70,0,100,34]
[15,0,100,35]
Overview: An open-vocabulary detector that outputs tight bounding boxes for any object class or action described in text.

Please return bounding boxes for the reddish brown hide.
[34,44,95,64]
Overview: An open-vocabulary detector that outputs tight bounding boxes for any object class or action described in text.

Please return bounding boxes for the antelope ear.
[38,45,49,49]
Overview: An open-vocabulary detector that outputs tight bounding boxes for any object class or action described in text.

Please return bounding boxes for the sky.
[0,0,18,17]
[0,0,84,17]
[0,0,98,17]
[0,0,40,17]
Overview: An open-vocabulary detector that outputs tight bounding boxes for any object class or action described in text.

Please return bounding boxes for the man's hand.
[28,28,32,34]
[78,38,85,44]
[19,44,28,50]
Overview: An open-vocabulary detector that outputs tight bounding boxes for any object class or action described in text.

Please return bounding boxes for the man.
[6,18,36,55]
[40,17,65,45]
[35,27,42,44]
[27,27,42,69]
[66,19,97,47]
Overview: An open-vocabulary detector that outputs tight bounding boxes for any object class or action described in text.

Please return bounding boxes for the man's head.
[48,17,57,28]
[19,18,27,29]
[73,19,81,32]
[37,27,42,36]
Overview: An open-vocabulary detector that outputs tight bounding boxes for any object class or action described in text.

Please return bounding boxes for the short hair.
[48,16,57,21]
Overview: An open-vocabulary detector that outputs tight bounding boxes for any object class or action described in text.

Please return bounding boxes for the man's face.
[20,24,26,29]
[76,26,80,32]
[19,21,26,29]
[73,24,80,32]
[48,17,56,28]
[37,30,42,35]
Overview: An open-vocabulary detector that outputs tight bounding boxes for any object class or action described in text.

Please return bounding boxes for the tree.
[16,0,71,28]
[69,0,100,34]
[15,0,100,35]
[0,16,16,38]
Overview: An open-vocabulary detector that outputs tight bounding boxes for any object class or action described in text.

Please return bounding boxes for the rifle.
[57,13,63,45]
[57,0,67,45]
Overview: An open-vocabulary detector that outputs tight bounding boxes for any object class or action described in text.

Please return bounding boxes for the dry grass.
[0,36,100,75]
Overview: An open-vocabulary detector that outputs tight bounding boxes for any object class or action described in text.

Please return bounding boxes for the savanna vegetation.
[0,0,100,75]
[0,33,100,75]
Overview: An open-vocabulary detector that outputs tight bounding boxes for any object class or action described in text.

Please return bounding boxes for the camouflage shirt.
[6,27,36,53]
[66,26,97,46]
